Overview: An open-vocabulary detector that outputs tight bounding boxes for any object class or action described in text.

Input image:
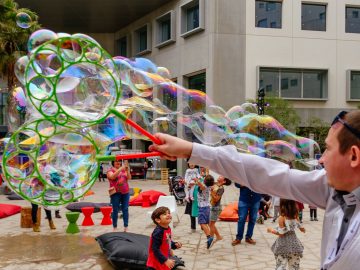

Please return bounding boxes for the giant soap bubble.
[5,29,322,206]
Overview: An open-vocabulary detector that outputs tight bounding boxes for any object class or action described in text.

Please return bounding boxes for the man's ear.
[350,145,360,168]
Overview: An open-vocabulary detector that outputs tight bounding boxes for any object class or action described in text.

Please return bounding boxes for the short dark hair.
[279,199,298,219]
[204,175,215,187]
[111,160,121,167]
[151,206,170,225]
[224,178,232,186]
[337,110,360,154]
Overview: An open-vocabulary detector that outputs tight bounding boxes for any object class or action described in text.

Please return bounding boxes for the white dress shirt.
[189,143,360,269]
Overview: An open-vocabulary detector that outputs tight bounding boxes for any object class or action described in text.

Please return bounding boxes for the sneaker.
[231,239,241,246]
[245,238,256,245]
[206,237,214,249]
[310,218,314,221]
[314,218,318,221]
[55,212,61,219]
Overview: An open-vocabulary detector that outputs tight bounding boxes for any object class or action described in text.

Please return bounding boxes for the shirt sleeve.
[189,143,330,209]
[151,227,168,264]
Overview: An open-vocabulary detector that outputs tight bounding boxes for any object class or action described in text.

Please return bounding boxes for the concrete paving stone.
[0,180,323,269]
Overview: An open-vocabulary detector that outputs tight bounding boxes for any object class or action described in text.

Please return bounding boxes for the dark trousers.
[310,209,317,219]
[31,203,51,223]
[110,192,130,228]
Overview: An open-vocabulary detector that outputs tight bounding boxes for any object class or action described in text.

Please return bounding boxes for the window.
[259,68,328,99]
[134,24,151,55]
[162,79,178,111]
[346,6,360,34]
[348,71,360,100]
[155,11,175,48]
[302,3,326,31]
[255,1,282,29]
[180,0,205,38]
[117,36,128,57]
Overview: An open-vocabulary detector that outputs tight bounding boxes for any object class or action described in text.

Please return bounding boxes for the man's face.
[319,125,352,191]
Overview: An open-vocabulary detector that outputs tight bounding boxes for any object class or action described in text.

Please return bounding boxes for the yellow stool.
[133,187,141,197]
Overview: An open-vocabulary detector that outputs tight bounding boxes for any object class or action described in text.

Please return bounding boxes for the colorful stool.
[81,207,95,226]
[142,194,151,208]
[100,206,113,225]
[66,212,80,234]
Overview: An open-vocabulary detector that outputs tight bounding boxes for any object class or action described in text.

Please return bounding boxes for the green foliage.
[0,0,40,124]
[297,117,329,153]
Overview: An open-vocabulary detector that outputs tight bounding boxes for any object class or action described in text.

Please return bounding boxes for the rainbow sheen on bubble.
[16,12,32,29]
[6,30,322,206]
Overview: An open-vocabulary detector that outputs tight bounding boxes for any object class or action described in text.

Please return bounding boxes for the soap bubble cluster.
[2,29,321,206]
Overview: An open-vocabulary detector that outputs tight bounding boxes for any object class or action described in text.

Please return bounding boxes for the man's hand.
[149,133,193,160]
[165,259,175,269]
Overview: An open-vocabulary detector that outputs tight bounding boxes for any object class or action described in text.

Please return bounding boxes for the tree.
[0,0,40,126]
[297,116,329,153]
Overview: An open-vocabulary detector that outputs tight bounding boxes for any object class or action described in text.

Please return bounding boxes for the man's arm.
[189,143,330,209]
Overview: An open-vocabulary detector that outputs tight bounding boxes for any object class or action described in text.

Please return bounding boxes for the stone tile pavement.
[0,179,322,269]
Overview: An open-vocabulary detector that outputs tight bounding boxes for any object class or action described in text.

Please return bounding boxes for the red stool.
[81,207,95,226]
[142,194,151,208]
[100,206,113,225]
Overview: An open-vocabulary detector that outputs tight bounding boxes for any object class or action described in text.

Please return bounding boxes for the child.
[196,174,215,249]
[184,163,200,202]
[267,199,305,270]
[296,201,304,223]
[146,206,182,270]
[272,196,280,223]
[309,205,318,221]
[209,175,232,248]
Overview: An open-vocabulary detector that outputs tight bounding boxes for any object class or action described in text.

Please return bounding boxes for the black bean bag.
[96,232,149,270]
[6,193,24,200]
[66,202,111,213]
[95,232,185,270]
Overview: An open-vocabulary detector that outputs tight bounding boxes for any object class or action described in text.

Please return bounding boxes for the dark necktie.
[336,203,356,254]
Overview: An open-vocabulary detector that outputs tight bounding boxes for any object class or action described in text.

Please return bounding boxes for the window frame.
[116,35,129,57]
[345,5,360,34]
[255,0,283,29]
[180,0,205,38]
[155,10,176,48]
[301,2,327,32]
[347,70,360,101]
[133,23,152,56]
[258,67,328,101]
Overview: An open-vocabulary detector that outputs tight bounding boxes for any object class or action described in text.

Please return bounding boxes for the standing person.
[31,203,56,232]
[232,184,262,246]
[267,199,305,270]
[184,163,200,202]
[196,174,215,249]
[296,201,304,223]
[107,160,131,232]
[272,196,281,223]
[209,175,232,247]
[309,205,318,221]
[146,206,182,270]
[144,160,148,179]
[148,109,360,269]
[99,163,105,182]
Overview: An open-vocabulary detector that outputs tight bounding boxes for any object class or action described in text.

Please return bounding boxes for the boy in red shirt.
[146,206,182,270]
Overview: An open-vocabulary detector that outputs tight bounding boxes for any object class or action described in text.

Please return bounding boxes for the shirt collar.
[333,187,360,207]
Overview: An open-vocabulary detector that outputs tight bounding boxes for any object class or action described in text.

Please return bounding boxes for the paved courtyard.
[0,179,322,270]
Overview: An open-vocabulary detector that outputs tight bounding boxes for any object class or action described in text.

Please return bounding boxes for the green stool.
[66,212,80,234]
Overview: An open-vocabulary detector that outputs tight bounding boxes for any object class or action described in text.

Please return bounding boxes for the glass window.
[138,27,147,52]
[303,71,327,98]
[346,6,360,34]
[302,3,326,31]
[160,19,171,42]
[350,71,360,99]
[259,68,327,99]
[188,73,206,92]
[281,71,301,98]
[186,5,199,31]
[0,93,8,125]
[118,37,127,57]
[259,69,280,97]
[255,1,282,28]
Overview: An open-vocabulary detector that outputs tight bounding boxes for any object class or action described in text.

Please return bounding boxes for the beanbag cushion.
[66,202,111,213]
[219,202,239,221]
[96,232,149,269]
[129,190,166,206]
[0,204,21,219]
[6,193,24,200]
